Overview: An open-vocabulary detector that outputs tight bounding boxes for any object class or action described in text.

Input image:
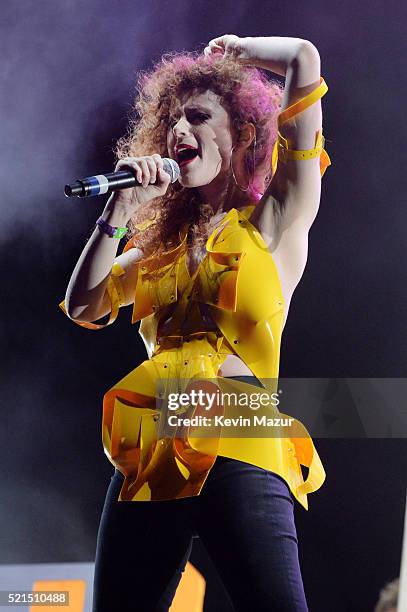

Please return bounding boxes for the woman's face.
[167,89,234,189]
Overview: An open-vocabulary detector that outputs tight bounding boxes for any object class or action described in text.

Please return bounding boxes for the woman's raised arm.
[204,35,328,228]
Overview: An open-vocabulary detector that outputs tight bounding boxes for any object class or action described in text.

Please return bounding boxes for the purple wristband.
[96,217,128,239]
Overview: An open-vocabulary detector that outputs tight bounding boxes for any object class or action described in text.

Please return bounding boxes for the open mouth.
[177,148,199,167]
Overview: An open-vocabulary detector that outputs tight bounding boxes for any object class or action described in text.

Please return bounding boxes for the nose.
[172,116,191,136]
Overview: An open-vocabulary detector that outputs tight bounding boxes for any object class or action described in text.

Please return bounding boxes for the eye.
[189,112,210,123]
[187,110,209,123]
[168,112,210,129]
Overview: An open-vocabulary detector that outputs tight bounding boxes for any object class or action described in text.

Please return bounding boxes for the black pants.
[93,378,309,612]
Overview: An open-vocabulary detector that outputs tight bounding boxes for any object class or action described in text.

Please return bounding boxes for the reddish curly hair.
[115,51,283,256]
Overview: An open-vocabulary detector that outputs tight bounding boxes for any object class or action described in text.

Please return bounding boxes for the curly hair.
[115,51,283,257]
[374,578,399,612]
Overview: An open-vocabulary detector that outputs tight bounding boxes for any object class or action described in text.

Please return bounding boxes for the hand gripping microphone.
[64,158,180,198]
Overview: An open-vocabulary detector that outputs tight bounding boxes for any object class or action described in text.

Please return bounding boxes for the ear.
[236,122,256,154]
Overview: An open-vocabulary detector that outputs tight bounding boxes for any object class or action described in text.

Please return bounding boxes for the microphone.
[64,158,180,198]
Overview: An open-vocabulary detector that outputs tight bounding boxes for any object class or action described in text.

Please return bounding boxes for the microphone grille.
[163,158,180,183]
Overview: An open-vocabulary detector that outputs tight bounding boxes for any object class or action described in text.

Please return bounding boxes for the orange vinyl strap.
[58,261,126,330]
[271,76,331,177]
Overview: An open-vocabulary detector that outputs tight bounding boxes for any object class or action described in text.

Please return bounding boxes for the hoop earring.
[230,136,257,192]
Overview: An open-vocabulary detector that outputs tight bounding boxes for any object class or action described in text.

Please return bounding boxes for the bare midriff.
[217,354,254,377]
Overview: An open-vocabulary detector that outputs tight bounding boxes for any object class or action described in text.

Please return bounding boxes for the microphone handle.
[65,170,139,198]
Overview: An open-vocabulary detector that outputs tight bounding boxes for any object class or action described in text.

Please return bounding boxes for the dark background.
[1,1,406,610]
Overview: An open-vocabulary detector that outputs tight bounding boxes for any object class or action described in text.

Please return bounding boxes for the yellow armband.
[58,261,126,330]
[271,76,331,178]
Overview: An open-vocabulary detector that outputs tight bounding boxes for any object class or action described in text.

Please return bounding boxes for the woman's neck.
[197,171,253,215]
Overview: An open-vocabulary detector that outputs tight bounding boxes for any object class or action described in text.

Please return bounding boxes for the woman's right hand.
[108,154,172,217]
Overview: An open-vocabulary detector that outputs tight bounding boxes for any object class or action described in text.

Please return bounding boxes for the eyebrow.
[171,104,212,116]
[186,105,211,112]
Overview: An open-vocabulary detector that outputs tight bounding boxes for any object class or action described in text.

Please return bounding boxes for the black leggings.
[92,379,309,611]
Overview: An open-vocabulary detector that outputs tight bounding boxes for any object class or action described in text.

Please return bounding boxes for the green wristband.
[96,217,128,239]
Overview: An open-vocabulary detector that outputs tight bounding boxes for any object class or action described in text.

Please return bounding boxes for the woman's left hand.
[203,35,253,65]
